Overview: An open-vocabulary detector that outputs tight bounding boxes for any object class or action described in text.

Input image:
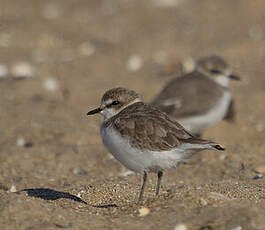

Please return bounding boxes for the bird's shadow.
[20,188,87,204]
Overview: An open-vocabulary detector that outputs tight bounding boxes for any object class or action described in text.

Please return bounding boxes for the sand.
[0,0,264,229]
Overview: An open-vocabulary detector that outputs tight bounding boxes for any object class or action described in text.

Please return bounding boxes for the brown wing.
[106,102,216,152]
[223,99,236,122]
[151,71,224,118]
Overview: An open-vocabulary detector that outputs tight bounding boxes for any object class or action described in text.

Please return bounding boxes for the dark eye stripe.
[112,101,120,105]
[210,69,221,74]
[106,100,120,108]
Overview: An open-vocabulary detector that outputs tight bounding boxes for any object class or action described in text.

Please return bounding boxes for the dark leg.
[156,171,163,196]
[193,133,201,138]
[138,171,147,204]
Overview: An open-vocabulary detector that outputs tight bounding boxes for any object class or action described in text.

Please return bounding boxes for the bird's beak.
[86,107,102,115]
[229,74,240,81]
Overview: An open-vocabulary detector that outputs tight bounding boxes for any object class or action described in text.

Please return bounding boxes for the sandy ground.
[0,0,264,229]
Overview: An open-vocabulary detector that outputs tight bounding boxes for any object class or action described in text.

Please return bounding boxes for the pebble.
[118,170,134,177]
[78,42,95,57]
[126,55,143,72]
[138,207,150,217]
[181,57,196,73]
[0,64,8,78]
[10,185,17,193]
[77,190,85,198]
[16,137,25,147]
[151,0,183,8]
[255,123,265,132]
[199,198,208,206]
[16,137,33,148]
[231,226,242,230]
[43,77,59,92]
[254,164,265,174]
[174,223,187,230]
[208,192,227,200]
[11,62,35,79]
[219,154,227,161]
[72,168,87,175]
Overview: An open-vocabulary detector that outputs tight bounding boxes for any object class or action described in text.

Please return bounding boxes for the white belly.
[100,125,192,173]
[178,91,231,134]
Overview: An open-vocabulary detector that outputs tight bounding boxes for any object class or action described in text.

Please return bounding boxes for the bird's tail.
[184,138,225,151]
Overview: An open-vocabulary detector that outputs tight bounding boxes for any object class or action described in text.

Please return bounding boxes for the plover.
[151,55,240,136]
[87,87,225,203]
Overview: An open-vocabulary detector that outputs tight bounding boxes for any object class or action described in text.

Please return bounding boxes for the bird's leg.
[138,171,147,204]
[193,133,201,138]
[156,171,163,196]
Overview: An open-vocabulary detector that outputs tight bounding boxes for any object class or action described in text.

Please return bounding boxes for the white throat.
[101,98,142,120]
[214,75,230,87]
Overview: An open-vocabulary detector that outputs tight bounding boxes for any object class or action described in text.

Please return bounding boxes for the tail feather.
[183,138,225,151]
[213,144,225,151]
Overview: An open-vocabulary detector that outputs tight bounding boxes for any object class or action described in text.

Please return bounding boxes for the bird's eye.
[112,100,120,105]
[210,69,221,74]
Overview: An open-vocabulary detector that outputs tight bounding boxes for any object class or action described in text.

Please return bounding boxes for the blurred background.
[0,0,264,229]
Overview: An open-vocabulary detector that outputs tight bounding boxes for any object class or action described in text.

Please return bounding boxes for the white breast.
[100,125,198,173]
[178,90,231,134]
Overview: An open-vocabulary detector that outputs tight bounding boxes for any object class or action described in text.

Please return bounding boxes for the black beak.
[229,74,240,81]
[86,107,102,116]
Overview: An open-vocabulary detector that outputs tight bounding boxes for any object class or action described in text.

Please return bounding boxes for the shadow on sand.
[21,188,87,204]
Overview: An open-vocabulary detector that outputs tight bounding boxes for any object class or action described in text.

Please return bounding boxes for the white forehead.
[101,98,113,106]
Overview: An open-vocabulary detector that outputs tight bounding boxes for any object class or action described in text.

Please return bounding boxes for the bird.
[87,87,225,203]
[151,55,240,136]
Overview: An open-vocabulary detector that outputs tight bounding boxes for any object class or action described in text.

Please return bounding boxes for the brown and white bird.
[87,87,225,203]
[151,55,240,136]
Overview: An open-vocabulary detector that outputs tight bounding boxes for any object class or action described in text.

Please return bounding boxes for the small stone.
[138,207,150,217]
[231,226,242,230]
[16,137,33,148]
[254,164,265,174]
[77,190,85,198]
[174,223,187,230]
[11,62,35,79]
[199,198,208,206]
[208,192,227,200]
[118,170,134,177]
[16,137,25,147]
[78,42,95,57]
[126,55,143,72]
[10,185,17,193]
[152,0,183,8]
[219,154,227,161]
[0,64,8,78]
[72,168,87,175]
[43,77,59,92]
[181,57,196,73]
